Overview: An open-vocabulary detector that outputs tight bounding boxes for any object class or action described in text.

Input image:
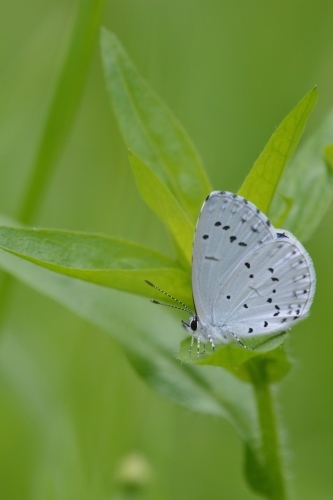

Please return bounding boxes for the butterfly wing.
[192,191,277,325]
[213,230,316,339]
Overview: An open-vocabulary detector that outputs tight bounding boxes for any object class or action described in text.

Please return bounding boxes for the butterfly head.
[182,315,198,333]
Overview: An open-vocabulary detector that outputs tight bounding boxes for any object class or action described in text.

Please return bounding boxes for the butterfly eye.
[190,318,198,331]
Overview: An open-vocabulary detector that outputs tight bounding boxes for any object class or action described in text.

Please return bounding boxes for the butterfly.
[147,191,316,354]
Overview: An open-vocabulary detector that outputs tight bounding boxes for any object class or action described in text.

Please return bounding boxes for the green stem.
[247,358,289,500]
[0,0,105,326]
[18,0,106,223]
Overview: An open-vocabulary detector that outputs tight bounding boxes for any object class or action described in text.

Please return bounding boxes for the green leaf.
[100,28,211,222]
[0,246,259,448]
[269,112,333,241]
[0,220,289,497]
[18,0,106,223]
[0,226,192,304]
[129,152,194,264]
[178,337,291,384]
[238,87,318,214]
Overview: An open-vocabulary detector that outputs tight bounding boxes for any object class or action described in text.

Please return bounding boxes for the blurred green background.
[0,1,333,498]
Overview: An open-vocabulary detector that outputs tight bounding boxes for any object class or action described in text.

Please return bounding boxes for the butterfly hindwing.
[212,231,315,338]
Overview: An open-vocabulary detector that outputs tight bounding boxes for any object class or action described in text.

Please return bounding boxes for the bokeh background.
[0,1,333,498]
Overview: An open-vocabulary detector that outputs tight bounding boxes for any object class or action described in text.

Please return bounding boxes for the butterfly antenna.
[144,280,193,315]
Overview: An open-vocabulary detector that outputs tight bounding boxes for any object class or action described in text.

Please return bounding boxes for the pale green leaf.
[178,335,290,384]
[100,28,211,222]
[0,247,259,450]
[129,152,194,264]
[0,226,192,304]
[269,112,333,241]
[238,87,317,213]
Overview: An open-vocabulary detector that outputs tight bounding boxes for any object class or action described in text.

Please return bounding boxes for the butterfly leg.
[189,334,195,356]
[207,334,215,352]
[231,332,253,351]
[197,338,201,358]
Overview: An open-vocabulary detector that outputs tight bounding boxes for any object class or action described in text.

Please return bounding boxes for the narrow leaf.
[238,87,318,214]
[18,0,106,223]
[100,28,211,222]
[269,112,333,241]
[129,152,194,263]
[0,227,192,304]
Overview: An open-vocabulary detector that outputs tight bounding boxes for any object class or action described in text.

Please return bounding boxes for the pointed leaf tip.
[238,87,317,214]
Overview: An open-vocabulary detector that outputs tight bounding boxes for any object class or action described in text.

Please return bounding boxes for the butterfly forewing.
[192,191,277,324]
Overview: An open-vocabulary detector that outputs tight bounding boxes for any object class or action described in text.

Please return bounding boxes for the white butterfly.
[147,191,316,353]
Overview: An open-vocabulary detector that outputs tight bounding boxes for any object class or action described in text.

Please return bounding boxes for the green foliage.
[0,226,192,304]
[0,22,332,500]
[178,339,291,384]
[239,88,317,213]
[269,111,333,241]
[100,28,211,223]
[18,0,106,224]
[129,151,194,264]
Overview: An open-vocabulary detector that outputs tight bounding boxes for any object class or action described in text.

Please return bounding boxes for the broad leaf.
[0,226,192,304]
[0,247,260,448]
[238,87,317,214]
[100,28,211,222]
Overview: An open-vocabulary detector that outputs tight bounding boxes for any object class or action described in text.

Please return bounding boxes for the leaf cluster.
[0,27,331,499]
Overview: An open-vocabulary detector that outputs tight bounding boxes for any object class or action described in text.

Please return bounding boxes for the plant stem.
[0,0,105,328]
[18,0,106,224]
[247,358,288,500]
